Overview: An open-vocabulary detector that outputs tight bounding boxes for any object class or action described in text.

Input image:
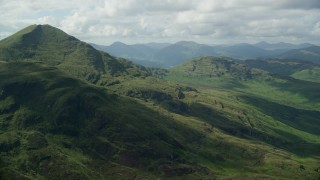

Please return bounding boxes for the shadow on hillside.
[240,95,320,136]
[272,76,320,101]
[187,102,320,156]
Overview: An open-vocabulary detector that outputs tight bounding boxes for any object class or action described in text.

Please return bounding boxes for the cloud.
[277,0,320,10]
[0,0,319,45]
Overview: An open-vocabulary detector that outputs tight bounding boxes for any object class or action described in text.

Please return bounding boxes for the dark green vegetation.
[0,25,319,179]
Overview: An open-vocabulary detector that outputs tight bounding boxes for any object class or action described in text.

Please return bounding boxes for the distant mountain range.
[92,41,319,67]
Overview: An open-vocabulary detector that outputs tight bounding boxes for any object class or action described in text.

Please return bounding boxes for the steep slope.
[279,46,320,64]
[0,62,217,179]
[0,25,151,84]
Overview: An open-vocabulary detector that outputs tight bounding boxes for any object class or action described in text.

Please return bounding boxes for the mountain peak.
[0,24,77,49]
[176,41,199,46]
[111,41,127,46]
[0,24,104,77]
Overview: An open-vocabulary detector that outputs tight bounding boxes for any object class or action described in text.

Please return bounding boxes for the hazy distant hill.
[143,42,171,50]
[278,46,320,64]
[94,41,317,67]
[214,43,274,59]
[152,41,216,67]
[254,41,314,50]
[92,42,157,60]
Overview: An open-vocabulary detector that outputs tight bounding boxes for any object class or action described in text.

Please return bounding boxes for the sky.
[0,0,319,45]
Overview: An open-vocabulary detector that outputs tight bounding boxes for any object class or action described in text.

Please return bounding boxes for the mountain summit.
[0,24,150,83]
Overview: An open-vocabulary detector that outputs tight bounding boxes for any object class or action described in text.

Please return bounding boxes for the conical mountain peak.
[0,24,150,83]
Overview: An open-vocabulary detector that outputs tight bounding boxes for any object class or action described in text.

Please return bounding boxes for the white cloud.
[0,0,319,45]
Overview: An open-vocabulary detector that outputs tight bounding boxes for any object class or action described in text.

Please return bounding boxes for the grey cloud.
[277,0,320,10]
[0,0,319,45]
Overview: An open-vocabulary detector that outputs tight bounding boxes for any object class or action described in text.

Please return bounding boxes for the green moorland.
[0,25,319,179]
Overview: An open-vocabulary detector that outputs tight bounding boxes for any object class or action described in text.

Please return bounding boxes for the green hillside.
[1,62,319,179]
[291,67,320,83]
[0,25,151,84]
[0,62,212,179]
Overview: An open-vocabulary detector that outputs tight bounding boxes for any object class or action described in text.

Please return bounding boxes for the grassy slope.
[291,67,320,83]
[107,75,320,179]
[165,56,320,149]
[0,62,211,179]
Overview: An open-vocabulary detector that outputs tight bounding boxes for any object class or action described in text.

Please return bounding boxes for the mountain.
[93,41,217,67]
[1,25,320,179]
[143,42,171,50]
[93,41,318,68]
[214,43,273,59]
[278,46,320,64]
[0,25,151,84]
[254,41,314,50]
[152,41,216,67]
[92,42,157,60]
[92,42,165,67]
